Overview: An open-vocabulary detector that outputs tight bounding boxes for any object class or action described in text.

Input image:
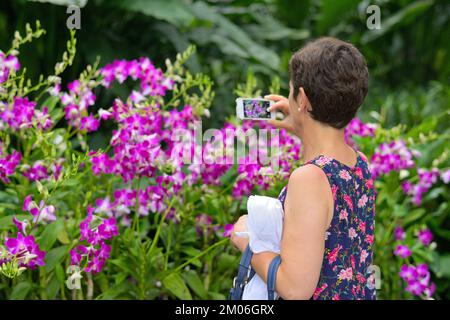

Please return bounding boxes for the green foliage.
[0,0,449,300]
[2,0,448,126]
[355,85,450,299]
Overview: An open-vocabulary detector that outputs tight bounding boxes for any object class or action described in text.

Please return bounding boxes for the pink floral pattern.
[279,151,376,300]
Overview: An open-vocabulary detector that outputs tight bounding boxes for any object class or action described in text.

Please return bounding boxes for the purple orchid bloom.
[417,229,433,246]
[98,217,119,240]
[394,244,412,258]
[394,226,406,241]
[4,232,46,269]
[223,224,234,238]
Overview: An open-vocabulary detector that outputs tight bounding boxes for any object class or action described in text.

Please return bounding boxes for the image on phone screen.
[243,99,271,119]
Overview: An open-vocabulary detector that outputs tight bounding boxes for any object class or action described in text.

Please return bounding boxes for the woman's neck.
[297,122,349,163]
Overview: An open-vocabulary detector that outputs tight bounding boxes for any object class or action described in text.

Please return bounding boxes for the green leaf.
[96,283,130,300]
[35,180,49,198]
[248,11,310,41]
[276,0,311,28]
[46,275,60,299]
[114,272,128,286]
[209,34,250,59]
[10,282,32,300]
[316,0,360,34]
[0,189,19,203]
[0,215,29,231]
[45,245,68,273]
[432,254,450,279]
[109,259,135,276]
[27,0,88,7]
[423,187,445,201]
[208,291,226,300]
[403,208,427,226]
[63,178,80,187]
[153,23,201,72]
[362,0,434,43]
[162,273,192,300]
[405,116,437,140]
[111,0,195,28]
[190,2,280,70]
[393,204,408,218]
[56,227,71,245]
[182,270,207,299]
[216,252,238,272]
[38,220,64,251]
[55,264,65,283]
[183,247,202,257]
[41,95,60,113]
[179,247,202,268]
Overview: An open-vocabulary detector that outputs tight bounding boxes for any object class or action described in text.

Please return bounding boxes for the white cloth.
[240,195,284,300]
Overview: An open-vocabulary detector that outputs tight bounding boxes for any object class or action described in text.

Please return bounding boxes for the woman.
[230,37,376,300]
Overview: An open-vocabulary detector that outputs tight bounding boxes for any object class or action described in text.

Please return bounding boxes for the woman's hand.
[230,215,249,253]
[265,94,295,134]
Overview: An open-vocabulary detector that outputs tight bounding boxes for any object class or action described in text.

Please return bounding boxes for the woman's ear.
[298,87,311,111]
[298,87,311,112]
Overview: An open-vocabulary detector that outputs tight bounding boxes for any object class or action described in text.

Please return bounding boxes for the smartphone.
[236,98,275,120]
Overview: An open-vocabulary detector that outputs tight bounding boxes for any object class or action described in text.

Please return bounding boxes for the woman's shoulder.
[284,164,332,229]
[290,163,327,183]
[287,164,332,198]
[356,150,369,163]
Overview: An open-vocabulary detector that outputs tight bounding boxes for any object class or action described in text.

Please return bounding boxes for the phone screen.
[243,99,271,119]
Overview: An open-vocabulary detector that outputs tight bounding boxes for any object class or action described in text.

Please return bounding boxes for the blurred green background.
[1,0,449,299]
[1,0,449,128]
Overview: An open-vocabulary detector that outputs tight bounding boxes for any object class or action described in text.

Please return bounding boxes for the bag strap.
[229,244,254,300]
[267,255,281,300]
[238,244,254,281]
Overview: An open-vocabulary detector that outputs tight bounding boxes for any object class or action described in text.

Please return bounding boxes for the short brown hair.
[289,37,368,129]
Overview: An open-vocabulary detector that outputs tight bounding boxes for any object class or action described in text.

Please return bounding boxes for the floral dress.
[278,151,376,300]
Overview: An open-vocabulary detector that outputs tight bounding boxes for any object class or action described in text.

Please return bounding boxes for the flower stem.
[86,272,93,300]
[173,237,229,273]
[148,199,175,255]
[131,177,142,240]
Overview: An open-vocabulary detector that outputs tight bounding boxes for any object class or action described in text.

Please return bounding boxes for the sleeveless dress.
[278,150,376,300]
